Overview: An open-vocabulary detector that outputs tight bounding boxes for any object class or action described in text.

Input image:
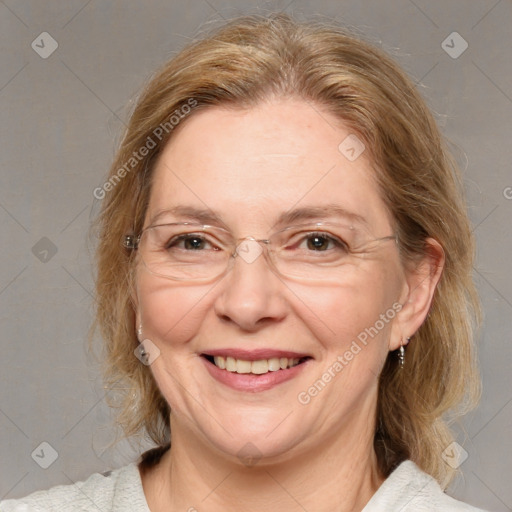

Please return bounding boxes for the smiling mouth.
[202,355,311,375]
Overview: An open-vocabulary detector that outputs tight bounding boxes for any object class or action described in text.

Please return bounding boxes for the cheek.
[287,267,401,352]
[136,274,215,346]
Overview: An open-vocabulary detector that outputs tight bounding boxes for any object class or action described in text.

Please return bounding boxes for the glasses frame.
[123,221,398,282]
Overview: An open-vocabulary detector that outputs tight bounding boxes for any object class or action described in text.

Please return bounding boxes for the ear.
[389,238,445,350]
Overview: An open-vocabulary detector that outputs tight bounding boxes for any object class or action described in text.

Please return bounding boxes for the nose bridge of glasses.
[234,236,272,266]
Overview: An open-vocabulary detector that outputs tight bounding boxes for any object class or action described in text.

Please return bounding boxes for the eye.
[297,232,348,252]
[166,234,217,251]
[305,233,331,251]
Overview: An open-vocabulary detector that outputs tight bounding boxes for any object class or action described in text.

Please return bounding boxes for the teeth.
[251,359,269,374]
[236,359,252,374]
[211,356,302,374]
[268,357,281,371]
[226,356,237,372]
[213,356,225,369]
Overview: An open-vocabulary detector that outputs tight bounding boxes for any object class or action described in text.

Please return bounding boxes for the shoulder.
[363,460,489,512]
[0,463,149,512]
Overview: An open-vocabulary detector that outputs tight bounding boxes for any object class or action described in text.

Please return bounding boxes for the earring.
[136,324,148,362]
[398,336,411,369]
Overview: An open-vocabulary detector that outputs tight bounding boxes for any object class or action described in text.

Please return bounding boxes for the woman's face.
[135,98,409,463]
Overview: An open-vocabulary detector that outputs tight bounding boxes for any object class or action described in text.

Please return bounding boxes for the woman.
[1,13,487,512]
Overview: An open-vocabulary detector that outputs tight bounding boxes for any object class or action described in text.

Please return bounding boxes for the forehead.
[147,99,392,233]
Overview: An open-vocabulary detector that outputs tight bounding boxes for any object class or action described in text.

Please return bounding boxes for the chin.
[182,404,309,466]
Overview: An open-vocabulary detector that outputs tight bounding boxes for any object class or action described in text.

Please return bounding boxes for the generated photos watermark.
[297,302,402,405]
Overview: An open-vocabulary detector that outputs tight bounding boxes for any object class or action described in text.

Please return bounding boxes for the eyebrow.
[149,206,224,227]
[148,204,368,228]
[274,205,368,227]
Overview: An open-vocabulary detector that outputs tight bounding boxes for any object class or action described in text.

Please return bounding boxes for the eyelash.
[294,232,348,251]
[166,234,216,250]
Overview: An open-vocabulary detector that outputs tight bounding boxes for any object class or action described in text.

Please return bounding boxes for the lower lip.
[202,357,310,392]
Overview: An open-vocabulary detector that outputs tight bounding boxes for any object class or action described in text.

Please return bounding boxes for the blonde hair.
[91,13,481,488]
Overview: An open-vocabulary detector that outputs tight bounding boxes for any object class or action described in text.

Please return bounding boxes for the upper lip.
[201,348,312,361]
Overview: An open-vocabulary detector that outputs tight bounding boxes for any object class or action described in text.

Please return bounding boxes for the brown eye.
[168,234,212,250]
[183,236,207,250]
[301,232,348,252]
[306,234,331,251]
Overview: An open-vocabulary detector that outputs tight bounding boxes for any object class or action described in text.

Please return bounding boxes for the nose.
[213,239,288,331]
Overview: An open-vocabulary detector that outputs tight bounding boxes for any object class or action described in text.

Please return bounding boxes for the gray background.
[0,1,510,510]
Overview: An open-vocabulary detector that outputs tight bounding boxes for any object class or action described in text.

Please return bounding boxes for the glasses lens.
[269,223,394,281]
[139,224,230,280]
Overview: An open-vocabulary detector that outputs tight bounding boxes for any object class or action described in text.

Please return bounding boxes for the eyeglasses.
[123,221,397,283]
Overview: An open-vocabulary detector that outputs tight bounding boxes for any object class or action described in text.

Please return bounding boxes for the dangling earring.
[398,336,411,369]
[136,324,148,362]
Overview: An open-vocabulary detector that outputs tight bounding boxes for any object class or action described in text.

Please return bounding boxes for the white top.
[0,459,487,511]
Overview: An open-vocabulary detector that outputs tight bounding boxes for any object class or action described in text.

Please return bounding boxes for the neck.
[140,413,385,512]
